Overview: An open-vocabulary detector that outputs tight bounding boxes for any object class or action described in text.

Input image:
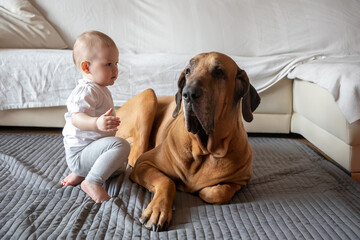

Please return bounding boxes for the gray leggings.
[67,137,130,185]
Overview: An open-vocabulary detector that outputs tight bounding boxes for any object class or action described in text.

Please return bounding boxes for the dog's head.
[172,52,260,147]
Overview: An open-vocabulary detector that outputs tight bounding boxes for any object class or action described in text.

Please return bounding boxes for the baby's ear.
[81,61,90,73]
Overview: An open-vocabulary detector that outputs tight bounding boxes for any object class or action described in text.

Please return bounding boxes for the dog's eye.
[212,67,224,78]
[185,68,191,75]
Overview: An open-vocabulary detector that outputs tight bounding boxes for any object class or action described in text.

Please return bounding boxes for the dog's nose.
[182,86,202,102]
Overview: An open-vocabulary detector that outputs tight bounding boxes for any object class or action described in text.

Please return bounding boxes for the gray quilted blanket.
[0,133,359,239]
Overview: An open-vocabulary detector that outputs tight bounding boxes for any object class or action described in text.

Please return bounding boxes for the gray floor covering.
[0,133,359,239]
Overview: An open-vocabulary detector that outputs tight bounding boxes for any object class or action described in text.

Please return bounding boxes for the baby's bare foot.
[61,172,85,186]
[81,180,110,203]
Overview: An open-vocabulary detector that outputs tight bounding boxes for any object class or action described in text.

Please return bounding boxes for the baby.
[62,31,130,203]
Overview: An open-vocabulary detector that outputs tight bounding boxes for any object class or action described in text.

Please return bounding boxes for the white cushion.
[0,0,67,48]
[288,56,360,124]
[31,0,360,56]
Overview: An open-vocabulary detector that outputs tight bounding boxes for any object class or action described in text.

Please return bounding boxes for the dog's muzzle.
[182,85,203,103]
[182,85,213,149]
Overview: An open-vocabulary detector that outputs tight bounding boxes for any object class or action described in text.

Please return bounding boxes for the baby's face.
[88,45,119,86]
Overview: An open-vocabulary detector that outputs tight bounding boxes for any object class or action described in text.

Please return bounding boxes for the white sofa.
[0,0,359,181]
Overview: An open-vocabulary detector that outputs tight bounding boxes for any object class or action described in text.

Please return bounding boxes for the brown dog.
[115,52,260,231]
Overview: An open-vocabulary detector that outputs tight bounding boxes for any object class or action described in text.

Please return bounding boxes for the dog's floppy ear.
[172,69,186,118]
[235,68,261,122]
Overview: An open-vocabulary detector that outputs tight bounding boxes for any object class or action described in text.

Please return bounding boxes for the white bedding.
[1,0,359,124]
[0,49,319,110]
[1,49,359,123]
[288,56,360,124]
[0,49,79,109]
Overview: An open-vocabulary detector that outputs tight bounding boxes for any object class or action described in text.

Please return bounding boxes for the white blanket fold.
[0,49,316,106]
[288,56,360,124]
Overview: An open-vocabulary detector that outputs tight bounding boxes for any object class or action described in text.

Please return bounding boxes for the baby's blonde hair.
[73,30,117,69]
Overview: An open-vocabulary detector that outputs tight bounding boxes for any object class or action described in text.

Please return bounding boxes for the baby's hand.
[96,108,120,132]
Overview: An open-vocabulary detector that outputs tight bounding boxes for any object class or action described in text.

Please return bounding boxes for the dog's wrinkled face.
[182,53,236,134]
[173,52,260,148]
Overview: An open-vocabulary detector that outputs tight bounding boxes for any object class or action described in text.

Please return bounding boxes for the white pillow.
[0,0,67,48]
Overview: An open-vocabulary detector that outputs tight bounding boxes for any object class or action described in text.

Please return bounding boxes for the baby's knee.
[113,137,131,155]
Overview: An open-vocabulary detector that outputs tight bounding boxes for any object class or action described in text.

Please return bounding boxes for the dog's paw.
[139,201,172,232]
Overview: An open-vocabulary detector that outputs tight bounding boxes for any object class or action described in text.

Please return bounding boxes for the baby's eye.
[105,63,112,67]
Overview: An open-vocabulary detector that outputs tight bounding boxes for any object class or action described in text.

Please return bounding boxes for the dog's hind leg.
[116,89,157,167]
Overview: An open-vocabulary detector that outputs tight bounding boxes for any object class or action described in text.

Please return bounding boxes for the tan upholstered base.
[245,79,292,133]
[245,113,291,133]
[0,107,67,128]
[291,113,352,171]
[292,80,360,173]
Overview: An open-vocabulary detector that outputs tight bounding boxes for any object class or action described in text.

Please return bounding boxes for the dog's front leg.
[130,162,176,231]
[198,183,242,204]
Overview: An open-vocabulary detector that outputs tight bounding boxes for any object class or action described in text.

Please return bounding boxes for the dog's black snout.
[182,86,202,102]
